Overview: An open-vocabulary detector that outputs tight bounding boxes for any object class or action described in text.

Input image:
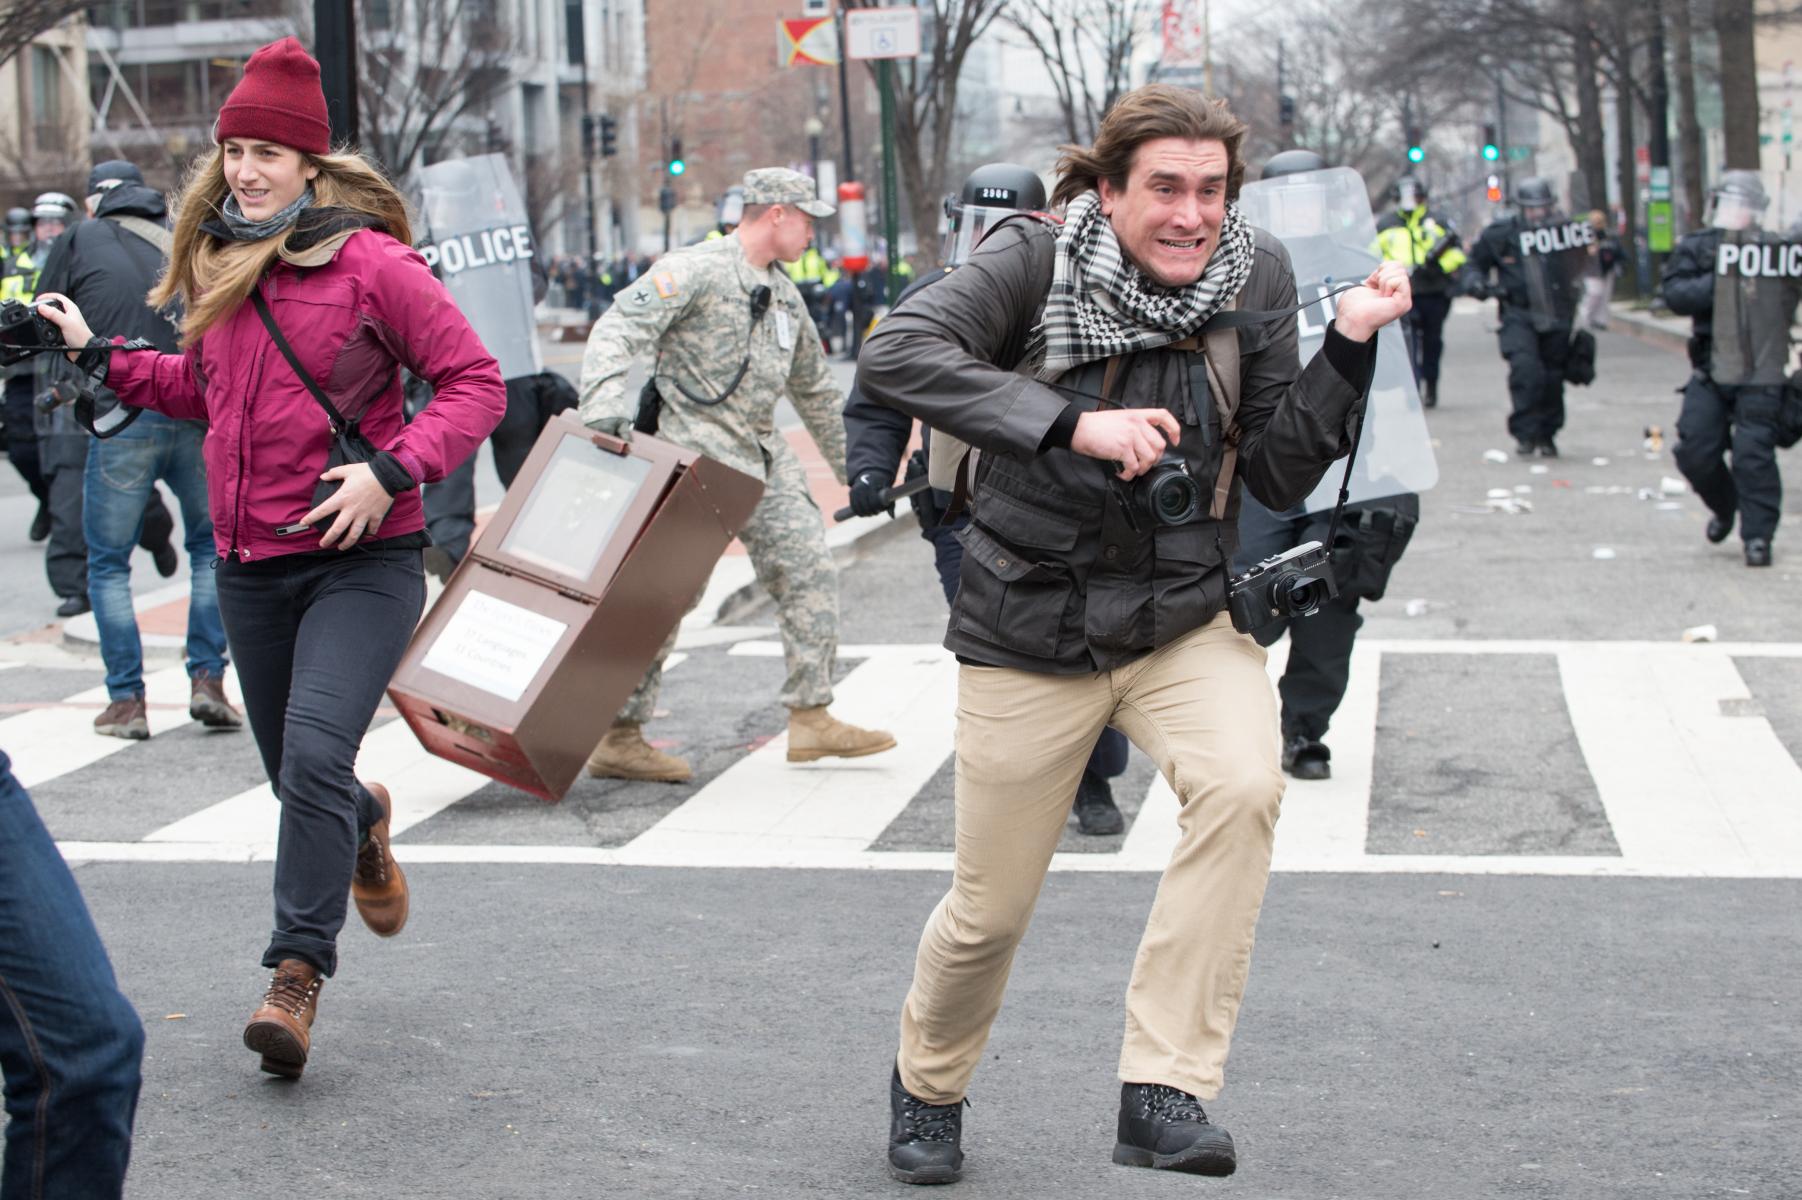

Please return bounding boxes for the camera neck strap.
[252,286,353,431]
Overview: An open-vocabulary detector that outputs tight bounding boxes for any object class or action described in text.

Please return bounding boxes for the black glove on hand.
[848,470,894,517]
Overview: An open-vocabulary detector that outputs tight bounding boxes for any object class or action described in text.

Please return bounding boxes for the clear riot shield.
[1710,230,1802,386]
[1237,166,1438,511]
[1515,216,1594,333]
[412,154,543,381]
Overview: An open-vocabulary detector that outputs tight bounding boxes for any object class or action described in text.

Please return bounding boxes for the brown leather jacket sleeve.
[855,221,1070,457]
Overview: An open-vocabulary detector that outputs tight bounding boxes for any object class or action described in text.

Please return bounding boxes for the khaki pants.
[897,613,1284,1104]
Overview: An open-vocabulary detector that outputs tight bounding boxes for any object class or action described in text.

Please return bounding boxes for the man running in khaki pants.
[857,84,1411,1184]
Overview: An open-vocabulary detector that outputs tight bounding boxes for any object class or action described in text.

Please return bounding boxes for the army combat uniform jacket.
[857,219,1375,675]
[578,233,847,484]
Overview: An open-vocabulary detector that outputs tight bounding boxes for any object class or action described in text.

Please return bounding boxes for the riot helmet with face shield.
[1709,170,1769,232]
[942,162,1047,266]
[1396,174,1426,211]
[1512,176,1556,222]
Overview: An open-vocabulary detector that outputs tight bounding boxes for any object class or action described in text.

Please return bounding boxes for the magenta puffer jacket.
[106,227,506,562]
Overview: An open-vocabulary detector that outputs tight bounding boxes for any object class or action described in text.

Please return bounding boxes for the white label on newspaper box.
[421,589,568,702]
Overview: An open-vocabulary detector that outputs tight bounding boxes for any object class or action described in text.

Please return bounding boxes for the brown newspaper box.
[387,414,763,801]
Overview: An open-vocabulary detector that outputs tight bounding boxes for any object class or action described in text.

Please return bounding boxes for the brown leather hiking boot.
[351,782,409,937]
[93,695,148,740]
[243,959,323,1079]
[786,706,897,763]
[188,671,243,729]
[585,722,693,782]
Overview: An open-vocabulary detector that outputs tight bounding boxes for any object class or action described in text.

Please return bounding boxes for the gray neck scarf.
[218,188,315,242]
[1032,189,1254,381]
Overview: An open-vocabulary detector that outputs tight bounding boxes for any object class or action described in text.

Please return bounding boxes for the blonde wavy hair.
[150,145,413,348]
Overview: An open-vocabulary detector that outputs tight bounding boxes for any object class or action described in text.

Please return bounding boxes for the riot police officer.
[842,163,1133,835]
[1237,149,1427,780]
[1465,176,1593,457]
[1659,171,1793,567]
[4,207,30,251]
[1375,175,1466,407]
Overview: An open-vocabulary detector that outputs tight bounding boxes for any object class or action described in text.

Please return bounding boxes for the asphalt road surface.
[2,307,1799,1198]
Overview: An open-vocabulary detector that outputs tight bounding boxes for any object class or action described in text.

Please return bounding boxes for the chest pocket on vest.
[954,507,1078,660]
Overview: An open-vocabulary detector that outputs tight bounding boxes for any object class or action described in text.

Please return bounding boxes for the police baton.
[832,475,932,522]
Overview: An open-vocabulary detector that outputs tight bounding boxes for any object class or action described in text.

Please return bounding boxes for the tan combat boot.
[243,959,324,1079]
[787,706,898,763]
[351,782,409,937]
[585,722,693,783]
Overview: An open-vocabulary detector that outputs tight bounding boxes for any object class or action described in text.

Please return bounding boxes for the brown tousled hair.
[1052,84,1249,209]
[150,145,413,347]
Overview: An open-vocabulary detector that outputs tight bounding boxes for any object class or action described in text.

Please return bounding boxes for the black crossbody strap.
[251,286,351,429]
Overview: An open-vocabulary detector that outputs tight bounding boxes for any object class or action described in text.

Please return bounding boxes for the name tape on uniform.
[1715,240,1802,277]
[420,224,535,276]
[1516,220,1598,257]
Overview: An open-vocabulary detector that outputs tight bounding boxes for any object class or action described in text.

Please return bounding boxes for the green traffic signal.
[1407,145,1425,164]
[669,159,686,176]
[1482,143,1499,162]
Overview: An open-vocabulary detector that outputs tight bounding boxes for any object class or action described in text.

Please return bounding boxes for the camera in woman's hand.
[0,298,68,367]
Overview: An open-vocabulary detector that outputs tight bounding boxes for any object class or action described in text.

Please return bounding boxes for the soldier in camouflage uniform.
[578,167,896,781]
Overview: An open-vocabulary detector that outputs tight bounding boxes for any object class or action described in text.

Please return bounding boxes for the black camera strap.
[252,286,356,431]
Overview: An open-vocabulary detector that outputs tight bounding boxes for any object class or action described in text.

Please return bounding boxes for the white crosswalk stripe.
[34,638,1802,878]
[2,664,199,789]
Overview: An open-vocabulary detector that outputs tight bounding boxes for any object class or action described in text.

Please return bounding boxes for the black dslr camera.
[0,297,66,368]
[1227,541,1337,635]
[1134,449,1202,526]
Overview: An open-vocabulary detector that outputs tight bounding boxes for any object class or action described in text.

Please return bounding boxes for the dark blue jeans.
[83,412,227,700]
[0,750,144,1199]
[215,547,425,977]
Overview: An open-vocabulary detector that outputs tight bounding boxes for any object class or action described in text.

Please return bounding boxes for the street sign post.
[846,7,921,60]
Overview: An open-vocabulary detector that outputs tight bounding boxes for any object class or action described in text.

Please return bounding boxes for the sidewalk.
[59,425,895,652]
[1605,300,1689,354]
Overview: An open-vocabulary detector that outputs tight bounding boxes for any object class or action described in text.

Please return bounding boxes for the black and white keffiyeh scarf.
[1032,189,1254,381]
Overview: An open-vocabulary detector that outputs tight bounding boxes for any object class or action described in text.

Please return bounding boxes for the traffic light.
[667,138,686,177]
[1482,123,1499,162]
[1278,94,1295,129]
[580,113,595,157]
[599,114,617,158]
[1406,126,1425,164]
[1486,173,1502,203]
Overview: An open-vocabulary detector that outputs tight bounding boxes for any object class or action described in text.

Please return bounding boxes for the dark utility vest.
[949,321,1254,674]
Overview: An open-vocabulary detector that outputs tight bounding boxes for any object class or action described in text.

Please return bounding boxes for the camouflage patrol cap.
[741,167,835,217]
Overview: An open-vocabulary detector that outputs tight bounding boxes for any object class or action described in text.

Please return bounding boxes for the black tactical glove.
[848,470,894,517]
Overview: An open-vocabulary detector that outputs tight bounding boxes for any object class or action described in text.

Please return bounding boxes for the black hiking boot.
[1113,1082,1237,1176]
[888,1063,966,1185]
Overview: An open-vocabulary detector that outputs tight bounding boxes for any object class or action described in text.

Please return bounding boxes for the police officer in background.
[1237,149,1427,781]
[844,162,1134,836]
[579,167,895,782]
[1659,171,1793,567]
[1465,176,1589,457]
[1,195,78,549]
[1375,175,1465,407]
[5,207,30,251]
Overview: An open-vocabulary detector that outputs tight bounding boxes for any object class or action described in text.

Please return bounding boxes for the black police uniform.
[1232,232,1418,771]
[1659,227,1789,551]
[843,266,1134,786]
[1465,215,1581,451]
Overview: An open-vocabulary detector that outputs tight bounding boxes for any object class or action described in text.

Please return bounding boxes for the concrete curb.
[1606,304,1689,355]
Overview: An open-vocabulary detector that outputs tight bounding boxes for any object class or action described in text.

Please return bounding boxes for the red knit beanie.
[215,37,331,156]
